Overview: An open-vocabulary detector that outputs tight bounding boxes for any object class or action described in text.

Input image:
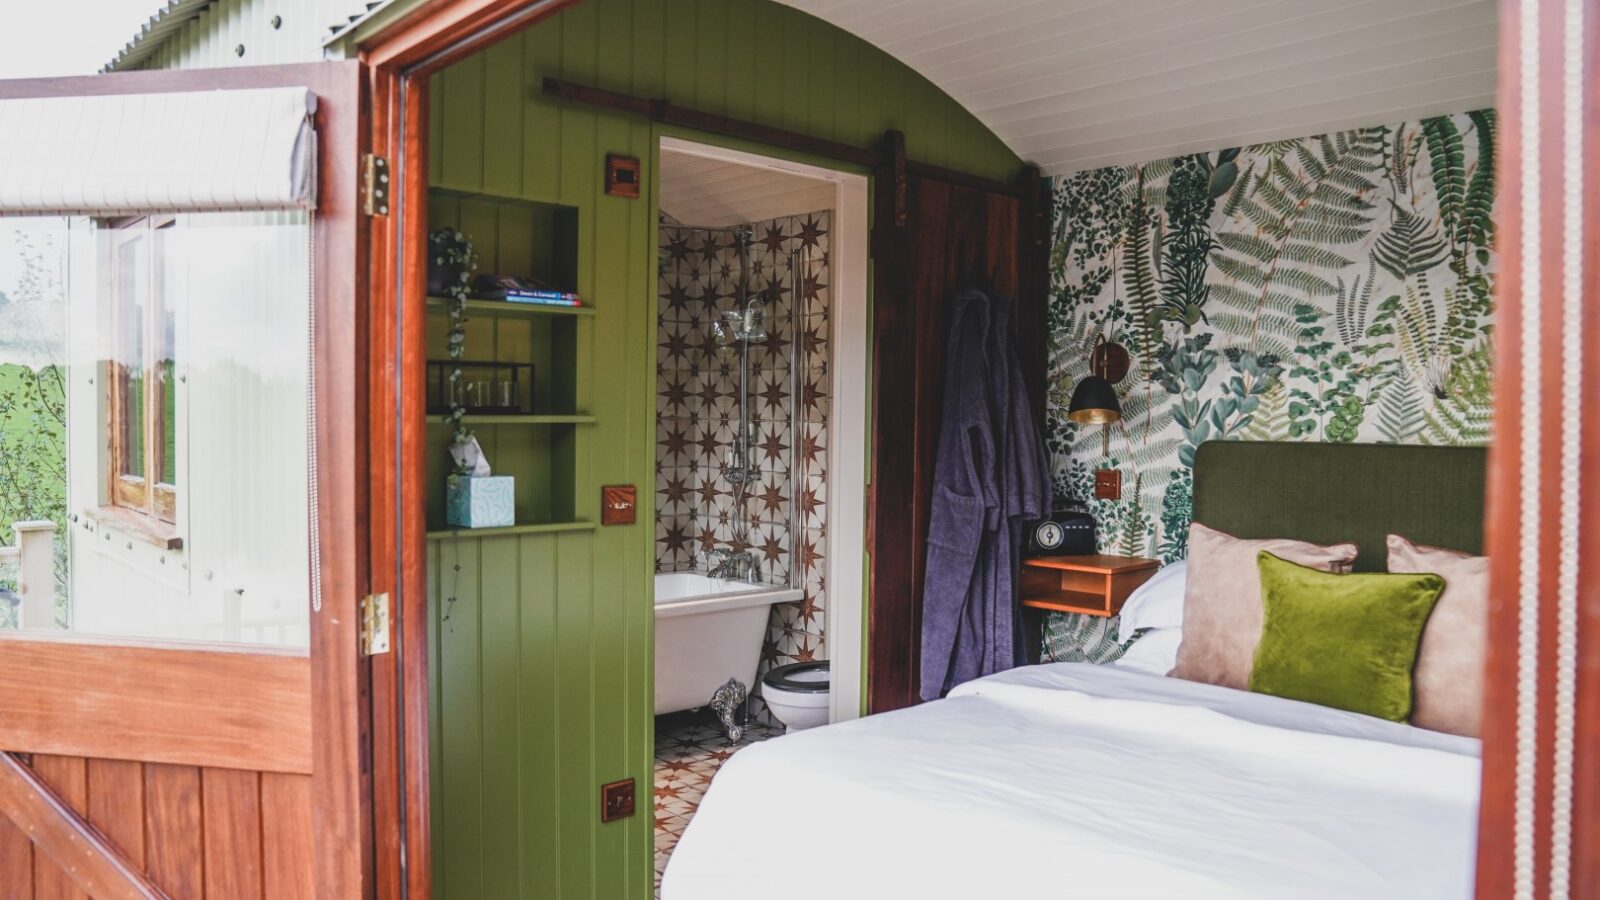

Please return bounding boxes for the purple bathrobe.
[919,289,1053,701]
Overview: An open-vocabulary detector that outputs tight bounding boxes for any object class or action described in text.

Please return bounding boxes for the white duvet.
[662,663,1479,900]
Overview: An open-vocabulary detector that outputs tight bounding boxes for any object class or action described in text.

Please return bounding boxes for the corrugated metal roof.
[777,0,1498,174]
[101,0,216,73]
[324,0,402,43]
[104,0,382,73]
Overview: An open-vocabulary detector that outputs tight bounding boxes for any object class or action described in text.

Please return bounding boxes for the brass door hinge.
[360,592,391,656]
[362,154,390,217]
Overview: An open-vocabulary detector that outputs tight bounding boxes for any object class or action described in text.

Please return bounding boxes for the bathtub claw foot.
[710,678,747,742]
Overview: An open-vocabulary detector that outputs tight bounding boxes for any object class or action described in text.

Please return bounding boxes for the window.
[106,217,178,531]
[63,212,311,644]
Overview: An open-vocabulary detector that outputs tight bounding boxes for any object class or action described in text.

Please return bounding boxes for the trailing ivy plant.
[430,227,478,471]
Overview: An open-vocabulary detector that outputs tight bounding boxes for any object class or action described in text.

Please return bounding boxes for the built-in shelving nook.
[425,188,592,538]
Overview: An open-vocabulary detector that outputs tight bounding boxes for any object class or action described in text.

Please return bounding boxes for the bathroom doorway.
[650,137,868,887]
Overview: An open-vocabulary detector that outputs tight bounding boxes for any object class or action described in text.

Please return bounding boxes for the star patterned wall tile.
[655,211,834,718]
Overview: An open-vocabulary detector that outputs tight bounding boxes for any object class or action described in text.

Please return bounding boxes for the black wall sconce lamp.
[1068,339,1129,425]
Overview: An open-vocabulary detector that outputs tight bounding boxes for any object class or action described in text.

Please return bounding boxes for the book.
[473,273,582,305]
[504,289,581,302]
[503,293,583,307]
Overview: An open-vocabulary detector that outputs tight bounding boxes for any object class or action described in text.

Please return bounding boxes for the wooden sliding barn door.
[866,132,1047,713]
[1477,0,1600,896]
[0,62,371,900]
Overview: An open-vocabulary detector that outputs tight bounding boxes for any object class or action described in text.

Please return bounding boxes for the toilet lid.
[762,660,830,693]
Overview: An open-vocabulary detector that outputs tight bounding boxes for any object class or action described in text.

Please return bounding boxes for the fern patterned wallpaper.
[1041,110,1496,658]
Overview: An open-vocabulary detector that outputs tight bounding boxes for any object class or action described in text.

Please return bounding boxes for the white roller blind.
[0,87,316,215]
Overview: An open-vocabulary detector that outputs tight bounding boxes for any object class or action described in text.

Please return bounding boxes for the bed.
[661,442,1487,899]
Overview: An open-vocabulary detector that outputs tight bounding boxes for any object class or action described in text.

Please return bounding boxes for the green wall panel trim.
[426,1,1019,896]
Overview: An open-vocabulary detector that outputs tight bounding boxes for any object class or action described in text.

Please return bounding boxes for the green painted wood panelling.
[426,1,1020,897]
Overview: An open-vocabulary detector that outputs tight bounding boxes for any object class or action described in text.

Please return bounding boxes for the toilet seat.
[762,660,829,693]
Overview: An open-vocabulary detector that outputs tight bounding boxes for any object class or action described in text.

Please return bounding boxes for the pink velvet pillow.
[1387,534,1489,737]
[1171,523,1358,690]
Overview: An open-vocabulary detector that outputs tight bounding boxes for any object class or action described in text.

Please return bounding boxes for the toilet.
[760,660,830,731]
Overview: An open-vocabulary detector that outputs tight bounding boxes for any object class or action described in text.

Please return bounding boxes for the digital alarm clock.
[1023,510,1096,556]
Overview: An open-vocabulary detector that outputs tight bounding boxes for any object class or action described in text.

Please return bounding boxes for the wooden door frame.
[361,4,1600,897]
[354,3,585,898]
[0,61,369,899]
[1476,0,1600,895]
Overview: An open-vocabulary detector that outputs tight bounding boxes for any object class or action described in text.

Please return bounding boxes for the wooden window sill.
[89,506,183,551]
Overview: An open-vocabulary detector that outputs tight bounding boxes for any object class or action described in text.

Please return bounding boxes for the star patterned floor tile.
[652,709,781,897]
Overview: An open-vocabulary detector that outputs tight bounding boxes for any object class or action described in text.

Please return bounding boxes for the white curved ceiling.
[662,148,837,227]
[778,0,1498,174]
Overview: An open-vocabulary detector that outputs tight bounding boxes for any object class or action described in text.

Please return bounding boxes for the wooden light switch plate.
[1095,468,1121,500]
[601,485,637,525]
[600,778,635,822]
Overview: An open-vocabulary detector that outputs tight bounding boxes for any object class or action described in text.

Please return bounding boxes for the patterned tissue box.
[445,475,515,528]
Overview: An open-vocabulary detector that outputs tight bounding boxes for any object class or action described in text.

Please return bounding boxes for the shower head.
[741,300,768,342]
[712,315,739,348]
[713,298,769,347]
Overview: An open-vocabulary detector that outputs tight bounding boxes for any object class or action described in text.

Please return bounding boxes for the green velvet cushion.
[1248,552,1444,721]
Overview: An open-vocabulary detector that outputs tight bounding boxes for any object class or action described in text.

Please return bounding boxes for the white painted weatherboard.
[0,87,315,216]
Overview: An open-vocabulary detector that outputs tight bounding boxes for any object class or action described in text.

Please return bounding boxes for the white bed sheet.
[663,663,1479,900]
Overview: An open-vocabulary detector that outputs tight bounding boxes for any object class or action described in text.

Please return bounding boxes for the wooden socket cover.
[605,153,641,198]
[1095,468,1121,499]
[601,485,637,525]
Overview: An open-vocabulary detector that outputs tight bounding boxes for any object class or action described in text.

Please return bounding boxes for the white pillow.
[1116,560,1188,641]
[1113,627,1183,676]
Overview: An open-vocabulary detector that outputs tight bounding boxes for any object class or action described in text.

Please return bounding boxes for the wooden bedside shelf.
[1020,554,1160,617]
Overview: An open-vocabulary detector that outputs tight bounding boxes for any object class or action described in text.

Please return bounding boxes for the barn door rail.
[0,751,169,900]
[541,77,1022,198]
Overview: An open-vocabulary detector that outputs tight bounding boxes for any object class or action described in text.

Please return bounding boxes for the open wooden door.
[0,62,371,899]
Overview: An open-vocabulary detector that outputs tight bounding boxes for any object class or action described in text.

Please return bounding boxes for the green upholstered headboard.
[1191,441,1488,573]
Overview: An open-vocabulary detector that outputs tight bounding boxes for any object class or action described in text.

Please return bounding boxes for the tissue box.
[446,475,516,528]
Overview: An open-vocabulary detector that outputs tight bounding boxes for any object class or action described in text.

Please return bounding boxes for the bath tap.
[707,549,756,581]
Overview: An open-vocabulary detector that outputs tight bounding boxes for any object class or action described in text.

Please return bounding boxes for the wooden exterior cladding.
[0,753,165,900]
[0,634,310,773]
[0,752,312,900]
